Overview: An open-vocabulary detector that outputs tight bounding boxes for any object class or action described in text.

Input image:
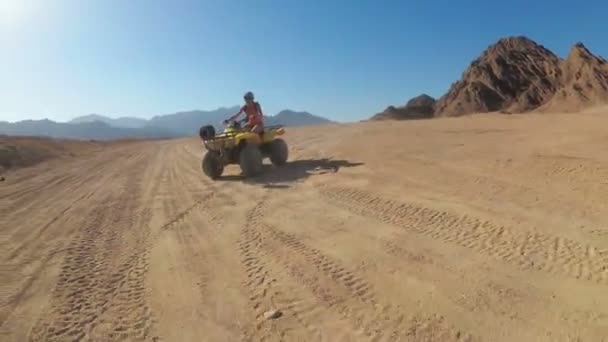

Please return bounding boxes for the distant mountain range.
[69,114,148,129]
[0,108,334,140]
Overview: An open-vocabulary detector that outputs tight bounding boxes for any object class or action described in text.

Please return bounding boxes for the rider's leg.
[250,124,263,134]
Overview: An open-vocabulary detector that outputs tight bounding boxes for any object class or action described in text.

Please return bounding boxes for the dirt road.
[2,112,608,341]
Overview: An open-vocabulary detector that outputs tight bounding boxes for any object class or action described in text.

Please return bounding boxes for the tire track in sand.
[145,145,246,340]
[0,166,125,331]
[240,195,471,342]
[29,150,159,342]
[1,149,149,336]
[238,202,360,341]
[317,185,608,284]
[85,147,171,341]
[1,148,130,260]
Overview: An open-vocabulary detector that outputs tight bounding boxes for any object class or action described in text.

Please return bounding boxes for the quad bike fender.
[235,133,262,146]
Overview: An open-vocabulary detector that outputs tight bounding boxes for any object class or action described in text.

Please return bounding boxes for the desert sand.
[2,110,608,342]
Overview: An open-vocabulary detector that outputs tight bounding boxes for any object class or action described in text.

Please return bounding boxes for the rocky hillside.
[374,36,608,119]
[540,43,608,112]
[372,94,436,120]
[435,36,563,116]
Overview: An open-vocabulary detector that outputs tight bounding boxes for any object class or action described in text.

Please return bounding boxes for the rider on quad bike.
[224,91,264,134]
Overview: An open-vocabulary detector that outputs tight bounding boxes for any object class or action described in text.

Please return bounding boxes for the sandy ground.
[0,136,104,173]
[2,111,608,341]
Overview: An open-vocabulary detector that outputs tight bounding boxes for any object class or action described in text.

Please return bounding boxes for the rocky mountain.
[435,36,563,116]
[373,36,608,120]
[540,42,608,112]
[0,108,333,140]
[70,114,148,129]
[371,94,436,120]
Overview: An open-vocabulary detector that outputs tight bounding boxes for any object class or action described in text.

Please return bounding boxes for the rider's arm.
[227,107,244,121]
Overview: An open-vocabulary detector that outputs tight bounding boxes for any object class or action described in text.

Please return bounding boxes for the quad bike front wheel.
[269,138,288,166]
[202,151,224,179]
[239,144,263,177]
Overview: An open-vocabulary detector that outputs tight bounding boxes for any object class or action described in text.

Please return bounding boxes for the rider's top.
[240,102,264,126]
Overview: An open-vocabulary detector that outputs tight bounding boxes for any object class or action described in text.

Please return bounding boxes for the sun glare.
[0,0,28,26]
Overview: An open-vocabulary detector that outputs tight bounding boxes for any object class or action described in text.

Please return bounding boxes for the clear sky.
[1,0,607,123]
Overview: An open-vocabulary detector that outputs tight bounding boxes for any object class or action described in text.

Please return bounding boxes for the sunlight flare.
[0,0,29,26]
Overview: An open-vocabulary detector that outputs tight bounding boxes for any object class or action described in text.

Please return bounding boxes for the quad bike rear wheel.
[239,144,263,177]
[202,151,224,179]
[269,138,288,166]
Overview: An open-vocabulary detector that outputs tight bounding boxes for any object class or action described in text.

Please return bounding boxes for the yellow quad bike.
[198,119,288,179]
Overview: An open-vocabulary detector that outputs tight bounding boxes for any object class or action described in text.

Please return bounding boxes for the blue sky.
[1,0,607,123]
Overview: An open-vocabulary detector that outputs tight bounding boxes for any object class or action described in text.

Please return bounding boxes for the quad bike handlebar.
[222,118,248,132]
[223,118,247,126]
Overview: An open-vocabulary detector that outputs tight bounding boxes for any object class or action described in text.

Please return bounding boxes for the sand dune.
[2,111,608,341]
